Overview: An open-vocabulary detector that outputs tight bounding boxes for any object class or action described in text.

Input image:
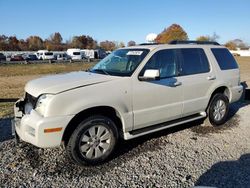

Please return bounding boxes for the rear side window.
[211,48,238,70]
[179,48,210,76]
[73,52,81,55]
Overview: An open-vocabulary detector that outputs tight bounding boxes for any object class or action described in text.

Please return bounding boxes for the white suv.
[13,41,243,165]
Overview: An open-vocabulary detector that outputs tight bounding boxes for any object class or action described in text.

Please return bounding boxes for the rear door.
[177,48,215,116]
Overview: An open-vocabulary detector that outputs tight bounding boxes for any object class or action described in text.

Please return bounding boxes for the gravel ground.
[0,100,250,187]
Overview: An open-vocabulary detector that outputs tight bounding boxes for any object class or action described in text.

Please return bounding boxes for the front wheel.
[66,115,118,165]
[208,93,229,126]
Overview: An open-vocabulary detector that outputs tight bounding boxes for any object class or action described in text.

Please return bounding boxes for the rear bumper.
[14,100,74,148]
[230,85,244,103]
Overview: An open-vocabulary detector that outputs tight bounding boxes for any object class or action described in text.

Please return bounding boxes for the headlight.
[35,94,53,116]
[24,102,33,114]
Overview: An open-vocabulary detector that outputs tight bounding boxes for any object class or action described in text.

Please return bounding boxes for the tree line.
[0,32,134,52]
[0,24,247,51]
[154,24,248,50]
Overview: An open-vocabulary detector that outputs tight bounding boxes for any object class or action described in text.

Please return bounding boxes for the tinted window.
[141,49,177,78]
[180,48,210,76]
[211,48,238,70]
[73,52,81,55]
[45,52,53,56]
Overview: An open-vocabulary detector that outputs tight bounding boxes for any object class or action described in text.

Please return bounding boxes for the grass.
[0,103,13,118]
[0,57,249,118]
[0,62,96,77]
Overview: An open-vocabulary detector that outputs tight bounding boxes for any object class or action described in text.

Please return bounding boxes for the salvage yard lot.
[0,57,250,187]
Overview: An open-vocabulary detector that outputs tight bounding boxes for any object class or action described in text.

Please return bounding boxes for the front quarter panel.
[45,77,134,132]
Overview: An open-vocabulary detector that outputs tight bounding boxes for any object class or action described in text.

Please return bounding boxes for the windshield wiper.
[91,69,110,75]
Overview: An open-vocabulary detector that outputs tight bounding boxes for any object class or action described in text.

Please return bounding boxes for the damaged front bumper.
[13,98,73,148]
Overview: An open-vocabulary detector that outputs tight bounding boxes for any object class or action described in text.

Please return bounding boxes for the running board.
[123,112,206,140]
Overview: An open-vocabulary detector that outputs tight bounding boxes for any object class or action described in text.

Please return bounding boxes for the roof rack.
[169,40,220,45]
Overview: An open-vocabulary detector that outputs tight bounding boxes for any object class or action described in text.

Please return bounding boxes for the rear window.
[45,52,53,56]
[73,52,81,55]
[211,48,238,70]
[179,48,210,76]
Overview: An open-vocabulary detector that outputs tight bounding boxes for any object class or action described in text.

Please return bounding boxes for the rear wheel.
[208,93,229,126]
[66,115,118,165]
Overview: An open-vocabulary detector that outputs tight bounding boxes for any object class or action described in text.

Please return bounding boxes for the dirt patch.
[235,56,250,86]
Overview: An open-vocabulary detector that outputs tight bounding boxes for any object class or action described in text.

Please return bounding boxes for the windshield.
[90,49,149,76]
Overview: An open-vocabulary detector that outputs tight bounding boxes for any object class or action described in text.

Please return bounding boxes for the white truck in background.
[66,49,83,60]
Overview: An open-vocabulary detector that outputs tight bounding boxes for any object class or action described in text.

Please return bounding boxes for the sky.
[0,0,250,45]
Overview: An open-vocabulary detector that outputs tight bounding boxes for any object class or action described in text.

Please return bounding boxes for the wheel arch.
[62,106,123,145]
[206,86,230,110]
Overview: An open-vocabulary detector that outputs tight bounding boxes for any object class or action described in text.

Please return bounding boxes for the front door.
[132,49,183,130]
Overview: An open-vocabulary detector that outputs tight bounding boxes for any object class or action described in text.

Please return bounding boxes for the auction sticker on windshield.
[127,51,143,55]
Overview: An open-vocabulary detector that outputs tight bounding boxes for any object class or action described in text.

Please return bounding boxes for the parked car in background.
[37,50,54,60]
[5,55,12,61]
[94,49,107,59]
[56,53,71,61]
[67,49,83,60]
[0,53,6,62]
[10,54,24,61]
[24,54,38,61]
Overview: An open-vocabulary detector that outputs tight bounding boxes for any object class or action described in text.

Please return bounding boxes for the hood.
[25,71,118,97]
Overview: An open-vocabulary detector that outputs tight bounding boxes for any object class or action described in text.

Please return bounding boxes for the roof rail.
[139,43,161,46]
[169,40,220,45]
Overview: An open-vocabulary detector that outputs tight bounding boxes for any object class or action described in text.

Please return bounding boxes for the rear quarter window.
[211,48,238,70]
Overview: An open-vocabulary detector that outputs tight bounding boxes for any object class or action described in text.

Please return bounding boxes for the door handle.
[207,75,216,80]
[172,81,182,87]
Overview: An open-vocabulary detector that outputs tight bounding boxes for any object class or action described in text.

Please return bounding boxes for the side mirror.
[139,69,160,81]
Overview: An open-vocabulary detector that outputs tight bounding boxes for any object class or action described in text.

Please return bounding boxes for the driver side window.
[140,49,178,78]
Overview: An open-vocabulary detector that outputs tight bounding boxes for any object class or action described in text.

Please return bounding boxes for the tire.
[66,115,119,166]
[208,93,229,126]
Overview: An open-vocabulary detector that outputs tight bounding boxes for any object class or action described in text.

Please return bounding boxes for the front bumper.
[13,99,74,148]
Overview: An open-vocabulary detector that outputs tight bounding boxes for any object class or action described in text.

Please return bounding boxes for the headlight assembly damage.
[35,94,54,116]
